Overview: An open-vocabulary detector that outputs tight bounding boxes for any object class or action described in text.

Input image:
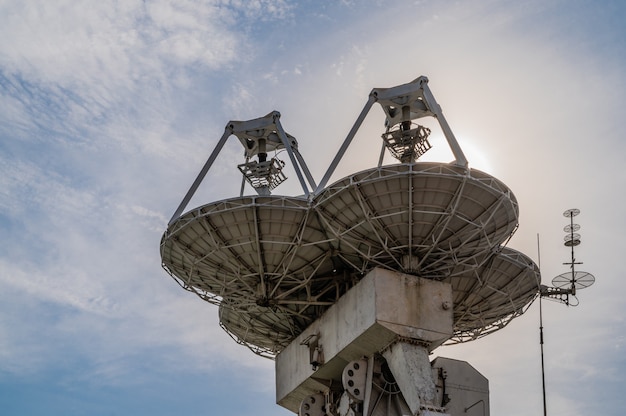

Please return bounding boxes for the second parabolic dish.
[314,163,519,276]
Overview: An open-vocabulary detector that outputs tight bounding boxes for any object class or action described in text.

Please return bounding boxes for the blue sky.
[1,1,625,415]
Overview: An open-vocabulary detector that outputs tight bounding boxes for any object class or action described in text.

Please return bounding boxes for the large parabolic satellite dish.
[161,76,540,358]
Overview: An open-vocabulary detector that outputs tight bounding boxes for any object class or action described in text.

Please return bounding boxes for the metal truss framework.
[160,76,541,358]
[161,164,539,357]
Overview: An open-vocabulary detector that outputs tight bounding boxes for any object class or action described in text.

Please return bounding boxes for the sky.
[0,0,625,415]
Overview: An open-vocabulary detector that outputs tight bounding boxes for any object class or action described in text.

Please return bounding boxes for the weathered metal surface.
[275,268,453,412]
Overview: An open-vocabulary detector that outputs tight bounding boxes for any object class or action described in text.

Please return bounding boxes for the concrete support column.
[382,341,436,415]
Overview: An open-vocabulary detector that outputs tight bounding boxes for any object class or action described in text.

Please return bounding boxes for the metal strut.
[315,76,468,194]
[168,111,317,225]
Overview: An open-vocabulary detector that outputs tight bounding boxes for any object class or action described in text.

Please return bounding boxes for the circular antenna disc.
[564,233,581,243]
[161,195,340,304]
[563,208,580,217]
[314,163,519,274]
[219,301,297,356]
[445,246,540,342]
[563,224,580,233]
[552,271,595,290]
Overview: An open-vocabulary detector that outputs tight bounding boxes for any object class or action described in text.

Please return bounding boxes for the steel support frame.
[168,111,317,225]
[316,76,468,194]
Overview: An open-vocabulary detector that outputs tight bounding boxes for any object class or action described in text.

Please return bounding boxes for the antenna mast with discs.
[538,208,595,416]
[540,209,595,304]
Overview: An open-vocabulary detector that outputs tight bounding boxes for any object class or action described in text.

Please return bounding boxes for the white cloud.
[0,0,240,84]
[225,0,293,20]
